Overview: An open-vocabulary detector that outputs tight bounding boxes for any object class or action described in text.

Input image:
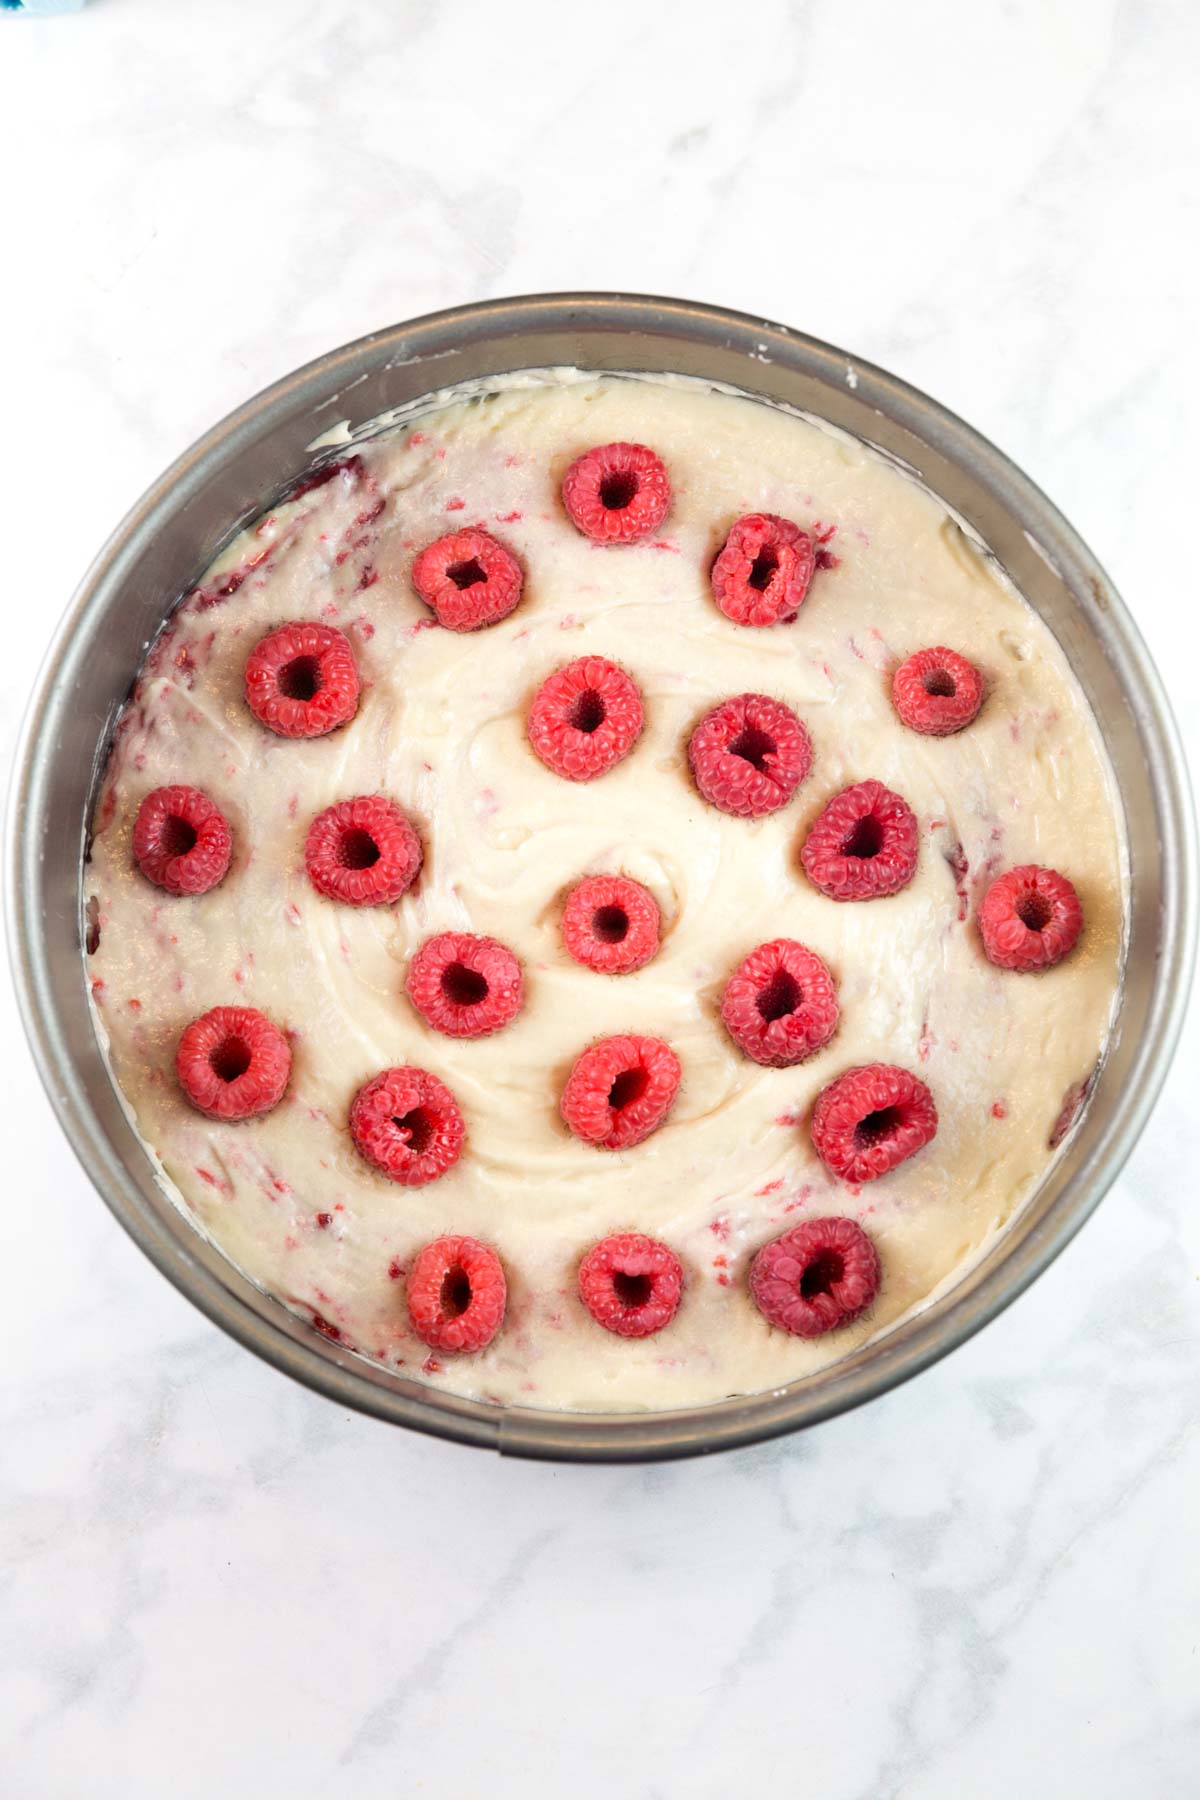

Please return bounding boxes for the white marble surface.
[2,1,1198,1793]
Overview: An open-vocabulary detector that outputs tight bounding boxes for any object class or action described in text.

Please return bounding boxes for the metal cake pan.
[7,294,1195,1459]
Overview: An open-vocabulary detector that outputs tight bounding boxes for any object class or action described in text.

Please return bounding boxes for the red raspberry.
[577,1232,684,1338]
[305,795,422,906]
[560,1034,681,1151]
[527,656,643,781]
[175,1004,291,1121]
[711,512,816,627]
[350,1066,465,1186]
[132,784,232,896]
[801,779,918,900]
[561,442,671,543]
[811,1063,938,1183]
[406,931,524,1038]
[561,875,661,974]
[411,527,523,631]
[720,938,839,1067]
[406,1235,506,1353]
[892,646,984,736]
[688,693,812,818]
[979,865,1083,971]
[243,621,360,738]
[750,1218,880,1338]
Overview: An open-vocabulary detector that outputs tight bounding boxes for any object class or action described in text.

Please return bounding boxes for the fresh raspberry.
[406,931,524,1038]
[688,693,812,818]
[979,865,1083,971]
[892,646,984,736]
[527,656,643,781]
[561,875,660,974]
[750,1218,880,1338]
[561,442,671,543]
[243,621,360,738]
[560,1034,681,1151]
[801,779,918,900]
[577,1232,684,1338]
[349,1066,465,1186]
[720,939,839,1067]
[411,527,523,631]
[811,1063,938,1183]
[132,784,232,896]
[711,513,816,627]
[175,1005,291,1121]
[406,1235,506,1353]
[305,795,422,906]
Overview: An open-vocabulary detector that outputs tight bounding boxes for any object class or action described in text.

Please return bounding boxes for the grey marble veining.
[2,1,1197,1794]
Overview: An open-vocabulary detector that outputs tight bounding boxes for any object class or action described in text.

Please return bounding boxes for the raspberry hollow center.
[923,668,956,697]
[756,968,801,1022]
[1017,892,1052,931]
[159,814,198,858]
[446,557,486,591]
[729,723,776,772]
[569,689,607,733]
[439,1265,472,1317]
[799,1248,844,1299]
[609,1067,648,1111]
[613,1270,653,1307]
[338,828,381,870]
[599,470,638,511]
[210,1037,252,1083]
[855,1105,902,1148]
[592,905,629,944]
[394,1106,433,1154]
[441,962,489,1007]
[843,815,883,859]
[748,546,780,591]
[278,654,322,701]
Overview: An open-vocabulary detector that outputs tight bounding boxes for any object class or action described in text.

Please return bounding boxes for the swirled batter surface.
[87,373,1124,1409]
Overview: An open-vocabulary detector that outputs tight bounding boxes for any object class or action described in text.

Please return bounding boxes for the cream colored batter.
[86,372,1125,1411]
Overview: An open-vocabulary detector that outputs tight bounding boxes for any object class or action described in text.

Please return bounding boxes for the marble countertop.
[3,2,1197,1794]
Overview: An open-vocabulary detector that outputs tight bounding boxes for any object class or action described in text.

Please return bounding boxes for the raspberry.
[527,656,643,781]
[892,646,984,736]
[979,865,1083,971]
[750,1218,880,1338]
[711,513,816,627]
[406,1235,506,1353]
[411,527,523,631]
[811,1063,937,1183]
[688,693,812,818]
[801,779,918,900]
[561,875,660,974]
[561,442,671,543]
[132,784,232,896]
[243,621,360,738]
[406,931,524,1037]
[175,1005,291,1121]
[720,938,839,1067]
[305,795,422,906]
[577,1232,684,1338]
[560,1034,681,1151]
[350,1066,465,1186]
